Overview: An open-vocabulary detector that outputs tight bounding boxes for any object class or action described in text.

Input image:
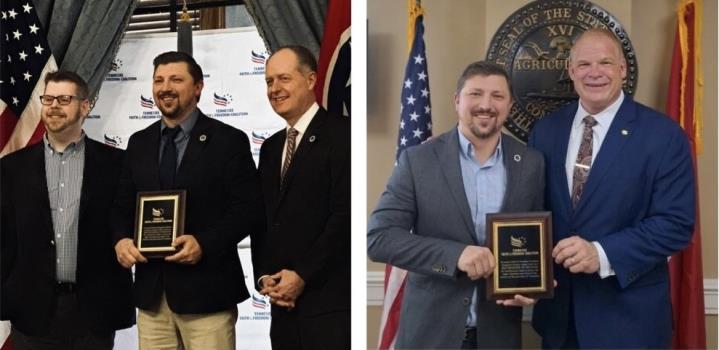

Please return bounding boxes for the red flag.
[665,1,706,348]
[314,0,350,117]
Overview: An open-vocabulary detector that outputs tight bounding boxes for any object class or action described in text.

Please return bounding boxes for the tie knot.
[163,127,181,140]
[583,115,597,127]
[287,127,299,139]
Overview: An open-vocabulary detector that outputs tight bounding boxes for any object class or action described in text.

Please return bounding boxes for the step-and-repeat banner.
[84,27,283,350]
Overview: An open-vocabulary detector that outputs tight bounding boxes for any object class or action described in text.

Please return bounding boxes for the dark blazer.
[1,138,134,336]
[367,129,545,349]
[112,112,264,314]
[528,97,695,349]
[255,107,350,317]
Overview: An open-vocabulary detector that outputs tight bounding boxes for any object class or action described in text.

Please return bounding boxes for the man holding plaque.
[112,51,264,349]
[255,46,350,349]
[528,28,695,349]
[368,61,545,349]
[1,71,134,349]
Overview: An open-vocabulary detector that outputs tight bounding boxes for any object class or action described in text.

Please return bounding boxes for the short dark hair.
[153,51,204,83]
[455,61,513,98]
[269,45,318,73]
[44,70,89,99]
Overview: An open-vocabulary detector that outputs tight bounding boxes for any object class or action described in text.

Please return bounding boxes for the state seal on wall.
[486,0,638,142]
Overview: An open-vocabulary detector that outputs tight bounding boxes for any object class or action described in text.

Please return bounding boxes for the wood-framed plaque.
[134,190,186,257]
[486,211,553,300]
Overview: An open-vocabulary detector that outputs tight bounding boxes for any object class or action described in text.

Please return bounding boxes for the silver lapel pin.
[621,129,629,136]
[199,134,207,142]
[309,135,316,143]
[513,154,521,162]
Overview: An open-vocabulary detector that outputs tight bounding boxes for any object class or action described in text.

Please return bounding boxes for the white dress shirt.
[565,92,625,278]
[281,102,320,172]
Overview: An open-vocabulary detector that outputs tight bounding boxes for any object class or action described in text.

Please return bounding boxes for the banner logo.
[251,130,272,145]
[251,50,268,65]
[486,0,637,141]
[104,134,123,148]
[251,294,268,309]
[140,95,155,109]
[213,92,232,106]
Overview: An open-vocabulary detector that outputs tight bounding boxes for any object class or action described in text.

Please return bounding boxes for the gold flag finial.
[180,0,191,22]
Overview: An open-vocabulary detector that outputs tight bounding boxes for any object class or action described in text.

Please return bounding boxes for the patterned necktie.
[281,127,299,184]
[159,127,181,189]
[571,115,597,208]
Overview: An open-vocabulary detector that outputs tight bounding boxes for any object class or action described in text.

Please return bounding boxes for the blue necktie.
[159,127,181,189]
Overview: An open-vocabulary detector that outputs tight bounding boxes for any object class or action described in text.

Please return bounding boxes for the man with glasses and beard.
[368,61,545,349]
[112,51,264,350]
[1,70,134,349]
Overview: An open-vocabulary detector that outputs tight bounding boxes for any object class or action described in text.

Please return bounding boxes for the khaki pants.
[138,293,237,350]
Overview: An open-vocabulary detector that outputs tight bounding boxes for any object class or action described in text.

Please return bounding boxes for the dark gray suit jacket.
[368,128,545,349]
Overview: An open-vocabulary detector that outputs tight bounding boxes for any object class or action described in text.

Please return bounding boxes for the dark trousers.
[10,291,115,350]
[270,308,350,350]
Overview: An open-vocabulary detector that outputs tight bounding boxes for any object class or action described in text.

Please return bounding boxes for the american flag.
[0,0,57,159]
[1,3,56,347]
[378,2,432,349]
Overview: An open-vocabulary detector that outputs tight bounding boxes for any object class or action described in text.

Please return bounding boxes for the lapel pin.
[513,154,521,162]
[199,134,207,142]
[621,129,629,136]
[309,135,316,143]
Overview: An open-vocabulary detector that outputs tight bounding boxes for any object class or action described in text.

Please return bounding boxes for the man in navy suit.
[112,51,264,350]
[529,28,695,349]
[255,45,350,350]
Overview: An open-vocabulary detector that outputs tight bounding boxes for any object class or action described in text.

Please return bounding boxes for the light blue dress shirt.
[457,129,506,327]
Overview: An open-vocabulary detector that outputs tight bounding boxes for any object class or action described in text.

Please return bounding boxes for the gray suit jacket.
[368,128,545,349]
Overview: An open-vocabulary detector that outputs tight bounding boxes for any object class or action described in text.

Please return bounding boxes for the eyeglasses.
[39,95,83,106]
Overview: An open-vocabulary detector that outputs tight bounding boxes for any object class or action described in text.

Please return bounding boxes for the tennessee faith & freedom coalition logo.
[129,95,160,120]
[104,134,123,148]
[213,92,232,106]
[250,130,273,157]
[105,58,138,81]
[140,95,154,109]
[207,91,247,118]
[239,49,268,76]
[239,293,270,321]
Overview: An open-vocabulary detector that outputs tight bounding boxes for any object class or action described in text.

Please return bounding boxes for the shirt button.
[60,183,64,187]
[61,161,66,165]
[57,259,60,263]
[57,234,61,238]
[59,208,63,212]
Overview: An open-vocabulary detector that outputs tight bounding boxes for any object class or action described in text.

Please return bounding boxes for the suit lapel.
[176,114,211,187]
[575,98,637,212]
[277,109,325,201]
[79,139,96,219]
[435,129,477,244]
[29,143,55,242]
[500,135,523,211]
[554,105,575,219]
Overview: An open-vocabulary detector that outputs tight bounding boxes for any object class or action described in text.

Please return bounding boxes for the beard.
[469,122,501,139]
[468,107,501,139]
[43,108,81,133]
[156,91,187,119]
